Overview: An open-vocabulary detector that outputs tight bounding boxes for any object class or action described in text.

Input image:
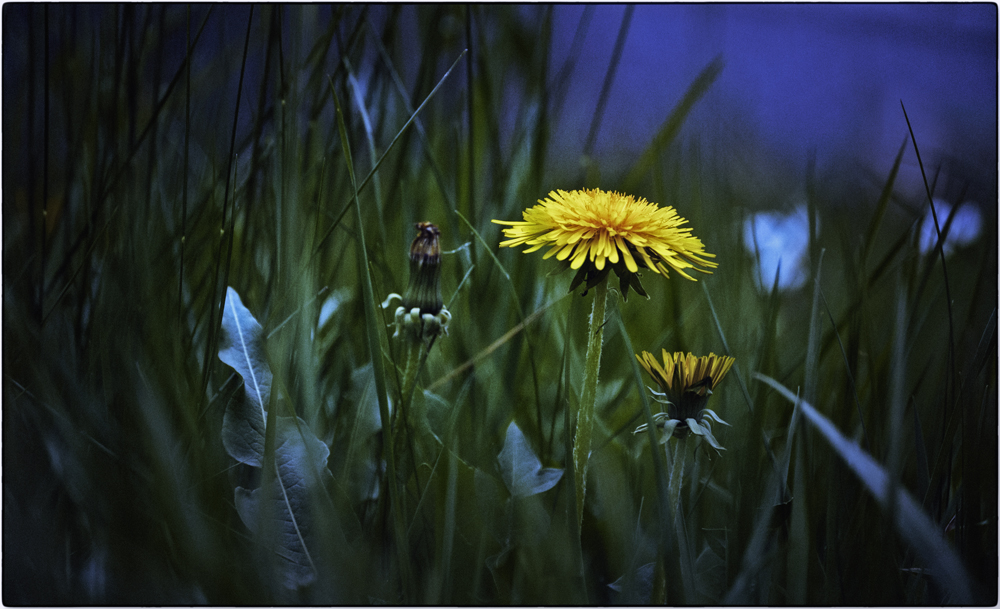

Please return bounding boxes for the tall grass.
[4,5,995,605]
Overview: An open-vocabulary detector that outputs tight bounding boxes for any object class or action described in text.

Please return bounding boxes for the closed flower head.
[403,222,442,315]
[492,188,716,299]
[634,350,735,450]
[383,222,451,342]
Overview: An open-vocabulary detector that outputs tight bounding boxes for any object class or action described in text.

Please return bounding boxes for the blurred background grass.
[3,4,996,605]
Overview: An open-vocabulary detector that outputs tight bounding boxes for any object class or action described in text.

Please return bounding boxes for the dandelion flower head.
[634,349,735,449]
[492,189,716,299]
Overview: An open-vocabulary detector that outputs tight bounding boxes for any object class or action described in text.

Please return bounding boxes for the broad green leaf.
[220,287,271,466]
[497,422,563,498]
[234,417,330,589]
[218,287,333,590]
[609,562,655,604]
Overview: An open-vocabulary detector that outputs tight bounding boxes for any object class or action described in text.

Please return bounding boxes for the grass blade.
[331,80,412,602]
[622,57,723,192]
[754,373,978,604]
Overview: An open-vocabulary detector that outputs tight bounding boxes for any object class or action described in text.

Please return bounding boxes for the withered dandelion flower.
[382,222,451,342]
[634,350,735,450]
[492,188,716,299]
[403,222,443,316]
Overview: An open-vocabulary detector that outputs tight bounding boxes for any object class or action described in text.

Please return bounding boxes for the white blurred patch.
[318,287,352,329]
[918,200,982,255]
[743,205,813,291]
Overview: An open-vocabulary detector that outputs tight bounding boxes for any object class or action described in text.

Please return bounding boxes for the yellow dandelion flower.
[634,350,735,449]
[492,188,716,299]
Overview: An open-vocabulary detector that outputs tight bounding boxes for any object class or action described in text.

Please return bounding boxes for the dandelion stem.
[668,436,689,519]
[394,338,423,494]
[573,277,609,532]
[401,338,422,411]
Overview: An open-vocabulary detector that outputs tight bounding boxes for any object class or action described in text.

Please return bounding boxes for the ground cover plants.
[4,5,996,605]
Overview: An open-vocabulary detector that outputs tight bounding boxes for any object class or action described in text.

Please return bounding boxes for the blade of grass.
[362,19,457,229]
[901,101,956,405]
[803,249,825,405]
[311,50,467,261]
[621,57,723,192]
[455,209,545,447]
[860,138,908,265]
[701,281,781,477]
[755,373,977,604]
[787,248,825,604]
[819,286,870,452]
[581,5,634,160]
[43,6,215,321]
[331,80,412,603]
[199,6,253,415]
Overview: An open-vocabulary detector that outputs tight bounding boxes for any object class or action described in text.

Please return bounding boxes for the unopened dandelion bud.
[402,222,443,316]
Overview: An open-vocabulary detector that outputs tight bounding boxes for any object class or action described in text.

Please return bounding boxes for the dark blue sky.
[546,4,996,195]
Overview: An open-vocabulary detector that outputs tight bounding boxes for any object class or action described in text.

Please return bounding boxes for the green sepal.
[648,387,671,405]
[568,264,612,296]
[700,409,730,426]
[687,418,724,450]
[659,418,681,444]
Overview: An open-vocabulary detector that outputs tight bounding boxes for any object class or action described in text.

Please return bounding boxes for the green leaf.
[497,422,563,498]
[217,287,332,590]
[234,417,330,589]
[219,287,271,467]
[609,561,655,604]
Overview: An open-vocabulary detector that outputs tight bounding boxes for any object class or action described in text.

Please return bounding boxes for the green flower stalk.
[493,189,716,532]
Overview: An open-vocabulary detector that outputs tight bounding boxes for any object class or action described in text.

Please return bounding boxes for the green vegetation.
[4,5,995,605]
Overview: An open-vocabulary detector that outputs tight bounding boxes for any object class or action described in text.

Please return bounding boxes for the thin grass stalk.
[572,277,608,532]
[311,50,467,261]
[465,6,475,240]
[26,5,37,320]
[885,282,908,530]
[179,4,191,324]
[701,281,781,476]
[755,373,978,603]
[439,449,458,604]
[819,286,870,451]
[332,82,414,602]
[900,101,957,401]
[456,209,545,439]
[41,4,49,326]
[199,6,252,411]
[581,5,633,161]
[43,7,215,317]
